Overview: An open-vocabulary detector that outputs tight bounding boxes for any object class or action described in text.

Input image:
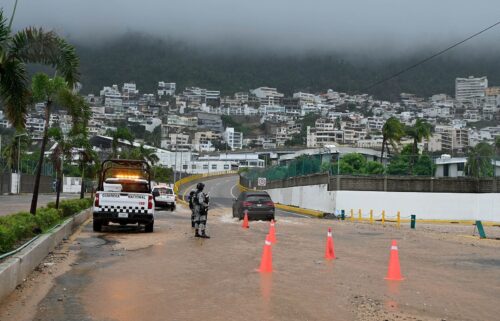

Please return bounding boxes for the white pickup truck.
[152,184,176,211]
[93,159,155,233]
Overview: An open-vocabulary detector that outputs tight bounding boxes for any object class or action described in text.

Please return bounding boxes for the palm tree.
[405,119,432,171]
[48,127,72,208]
[1,131,29,172]
[138,144,159,165]
[380,117,405,162]
[0,9,79,129]
[29,74,68,214]
[107,128,134,158]
[466,142,494,179]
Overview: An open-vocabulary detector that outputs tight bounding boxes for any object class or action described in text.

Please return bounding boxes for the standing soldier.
[193,182,210,238]
[188,189,196,228]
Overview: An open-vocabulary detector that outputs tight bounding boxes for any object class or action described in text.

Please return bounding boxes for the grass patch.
[0,198,93,254]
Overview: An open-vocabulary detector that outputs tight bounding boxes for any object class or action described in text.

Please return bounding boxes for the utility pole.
[15,133,28,194]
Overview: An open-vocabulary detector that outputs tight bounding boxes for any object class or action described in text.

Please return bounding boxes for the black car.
[232,191,275,221]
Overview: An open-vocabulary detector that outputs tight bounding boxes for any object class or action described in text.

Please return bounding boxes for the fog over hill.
[72,33,500,100]
[5,0,500,98]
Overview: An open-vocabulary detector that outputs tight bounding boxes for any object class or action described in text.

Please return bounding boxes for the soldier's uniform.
[193,183,210,238]
[188,190,196,228]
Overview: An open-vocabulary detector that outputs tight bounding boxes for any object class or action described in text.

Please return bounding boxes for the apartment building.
[250,87,284,106]
[455,76,488,103]
[223,127,243,150]
[435,125,469,153]
[158,82,176,97]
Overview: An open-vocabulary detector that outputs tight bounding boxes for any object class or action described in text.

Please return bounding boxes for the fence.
[0,158,54,176]
[244,154,500,184]
[243,172,500,194]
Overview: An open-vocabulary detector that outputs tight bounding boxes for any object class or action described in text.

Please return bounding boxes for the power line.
[363,20,500,92]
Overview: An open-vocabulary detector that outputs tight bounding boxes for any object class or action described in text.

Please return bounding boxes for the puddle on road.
[219,213,239,224]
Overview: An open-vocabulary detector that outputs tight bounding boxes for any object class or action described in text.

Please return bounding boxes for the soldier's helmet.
[196,182,205,191]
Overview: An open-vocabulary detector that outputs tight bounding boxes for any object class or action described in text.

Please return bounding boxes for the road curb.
[0,208,91,303]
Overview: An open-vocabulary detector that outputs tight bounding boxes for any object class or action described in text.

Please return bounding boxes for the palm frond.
[11,27,80,85]
[0,57,29,128]
[0,10,10,45]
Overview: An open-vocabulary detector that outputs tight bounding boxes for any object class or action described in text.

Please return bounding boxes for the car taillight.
[264,201,274,207]
[242,201,253,207]
[94,194,99,207]
[148,195,153,209]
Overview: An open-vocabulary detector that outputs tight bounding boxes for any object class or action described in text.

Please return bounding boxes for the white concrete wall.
[266,185,500,222]
[267,184,336,213]
[335,191,500,222]
[10,173,19,194]
[63,176,81,193]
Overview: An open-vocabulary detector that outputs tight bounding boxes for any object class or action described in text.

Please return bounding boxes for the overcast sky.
[4,0,500,54]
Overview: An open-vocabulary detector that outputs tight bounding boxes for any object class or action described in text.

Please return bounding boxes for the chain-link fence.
[0,158,54,176]
[242,154,500,184]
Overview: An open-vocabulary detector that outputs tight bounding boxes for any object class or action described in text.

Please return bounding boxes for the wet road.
[1,175,500,321]
[0,193,80,217]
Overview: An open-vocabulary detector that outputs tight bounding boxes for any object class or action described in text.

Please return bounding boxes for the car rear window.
[154,187,174,195]
[246,195,271,202]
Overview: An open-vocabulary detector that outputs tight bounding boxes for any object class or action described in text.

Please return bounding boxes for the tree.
[107,127,135,158]
[0,9,79,129]
[1,131,29,172]
[29,74,68,214]
[152,166,173,183]
[466,142,494,178]
[120,144,159,166]
[495,136,500,159]
[212,140,231,152]
[48,127,72,208]
[386,144,434,176]
[381,117,405,162]
[284,133,303,146]
[405,119,432,170]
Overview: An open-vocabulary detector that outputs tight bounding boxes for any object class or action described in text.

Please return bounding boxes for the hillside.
[74,34,500,100]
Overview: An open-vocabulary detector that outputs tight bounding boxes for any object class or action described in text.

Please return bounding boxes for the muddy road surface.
[1,176,499,321]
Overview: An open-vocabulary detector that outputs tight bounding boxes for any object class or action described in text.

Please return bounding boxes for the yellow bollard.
[358,209,362,222]
[369,209,373,224]
[350,209,354,222]
[397,211,401,228]
[382,210,385,225]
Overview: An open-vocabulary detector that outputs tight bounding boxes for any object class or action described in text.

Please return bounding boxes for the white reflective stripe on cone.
[391,246,398,250]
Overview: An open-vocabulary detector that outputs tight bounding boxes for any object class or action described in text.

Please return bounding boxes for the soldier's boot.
[195,230,201,237]
[200,230,210,239]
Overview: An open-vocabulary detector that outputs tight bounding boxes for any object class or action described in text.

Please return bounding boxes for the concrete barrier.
[0,209,91,303]
[264,183,500,224]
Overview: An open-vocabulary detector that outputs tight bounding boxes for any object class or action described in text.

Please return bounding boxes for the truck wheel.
[171,205,176,212]
[144,222,154,233]
[93,220,102,232]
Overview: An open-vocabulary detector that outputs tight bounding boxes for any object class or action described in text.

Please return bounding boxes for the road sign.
[257,177,267,187]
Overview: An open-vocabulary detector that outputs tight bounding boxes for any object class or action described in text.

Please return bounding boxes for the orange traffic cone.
[242,210,249,229]
[385,240,404,281]
[258,234,273,273]
[325,227,336,259]
[268,220,276,243]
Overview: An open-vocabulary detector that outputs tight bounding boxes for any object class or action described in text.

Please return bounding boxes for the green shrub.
[35,208,62,231]
[0,198,92,254]
[0,225,16,253]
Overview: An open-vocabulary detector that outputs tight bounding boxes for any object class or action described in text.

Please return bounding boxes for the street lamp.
[15,133,28,194]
